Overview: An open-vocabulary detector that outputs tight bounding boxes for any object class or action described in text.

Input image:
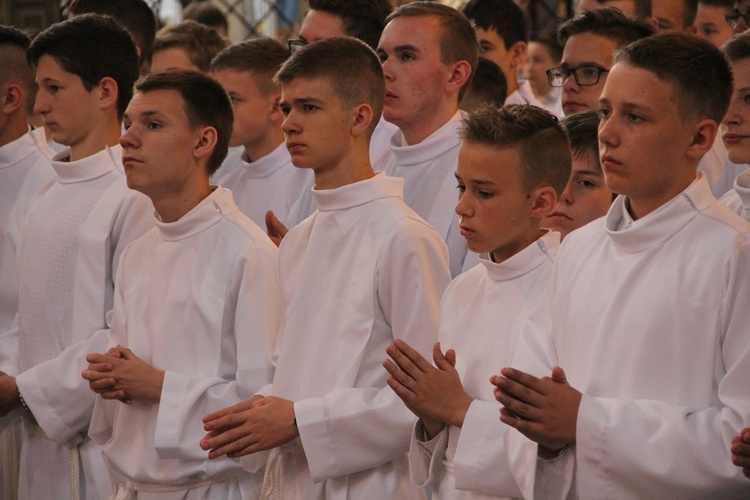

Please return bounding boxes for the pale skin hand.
[265,210,289,247]
[491,366,581,454]
[200,395,299,459]
[0,372,20,416]
[81,346,164,403]
[383,340,474,440]
[731,428,750,478]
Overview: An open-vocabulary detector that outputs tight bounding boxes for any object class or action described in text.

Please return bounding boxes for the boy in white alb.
[210,38,314,231]
[383,105,571,499]
[0,15,152,500]
[200,37,451,498]
[376,2,477,277]
[82,70,281,498]
[494,33,750,498]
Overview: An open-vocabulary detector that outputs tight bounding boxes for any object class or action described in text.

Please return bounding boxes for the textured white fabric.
[249,173,450,499]
[89,187,280,498]
[719,167,750,222]
[382,111,467,277]
[698,136,747,199]
[14,145,153,500]
[409,231,560,499]
[512,174,750,499]
[0,130,55,370]
[371,116,398,172]
[219,142,314,228]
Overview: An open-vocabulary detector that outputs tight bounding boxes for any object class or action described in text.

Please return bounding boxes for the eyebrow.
[124,110,167,122]
[573,168,604,176]
[561,61,606,68]
[279,96,325,107]
[454,173,497,186]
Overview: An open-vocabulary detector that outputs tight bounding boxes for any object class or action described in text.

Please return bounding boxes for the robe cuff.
[408,419,447,487]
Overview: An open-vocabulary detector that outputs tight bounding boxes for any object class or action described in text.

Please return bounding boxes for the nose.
[119,124,139,149]
[281,110,298,136]
[33,91,48,116]
[598,114,617,148]
[455,189,473,218]
[560,179,574,205]
[380,55,394,81]
[723,96,742,126]
[562,72,579,93]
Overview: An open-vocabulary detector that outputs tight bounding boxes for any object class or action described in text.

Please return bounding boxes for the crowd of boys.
[0,0,749,498]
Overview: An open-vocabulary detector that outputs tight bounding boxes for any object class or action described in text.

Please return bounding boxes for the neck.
[626,172,696,220]
[507,77,519,96]
[490,226,545,263]
[0,116,28,148]
[152,180,213,223]
[243,128,284,162]
[399,104,458,146]
[313,142,374,190]
[69,116,122,162]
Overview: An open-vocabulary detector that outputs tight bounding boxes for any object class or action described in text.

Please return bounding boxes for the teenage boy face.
[560,33,617,116]
[33,55,101,148]
[213,69,278,150]
[279,76,353,172]
[120,89,205,200]
[722,58,750,164]
[598,62,696,216]
[694,3,734,48]
[543,151,612,239]
[377,15,454,138]
[525,41,557,99]
[476,28,515,85]
[455,142,537,262]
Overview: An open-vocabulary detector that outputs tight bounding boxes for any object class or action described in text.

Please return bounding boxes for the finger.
[384,344,424,381]
[501,367,548,396]
[203,398,261,425]
[84,362,114,374]
[88,377,117,391]
[82,369,115,383]
[204,429,257,458]
[742,428,750,444]
[101,390,126,400]
[383,357,419,392]
[550,366,569,385]
[494,374,543,408]
[730,440,750,457]
[116,346,136,361]
[392,339,433,373]
[495,387,538,422]
[444,348,457,368]
[385,374,418,403]
[432,342,455,371]
[731,452,750,468]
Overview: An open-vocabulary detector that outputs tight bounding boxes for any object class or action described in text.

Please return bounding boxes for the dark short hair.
[561,110,600,160]
[723,30,750,63]
[462,0,528,47]
[276,36,384,136]
[386,2,478,100]
[681,0,699,28]
[558,7,656,47]
[210,37,288,95]
[460,104,571,195]
[183,1,229,34]
[68,0,156,68]
[698,0,732,7]
[134,70,233,175]
[27,13,139,119]
[461,57,508,111]
[530,31,563,63]
[307,0,393,50]
[599,0,653,19]
[0,25,34,115]
[150,20,228,73]
[614,32,732,123]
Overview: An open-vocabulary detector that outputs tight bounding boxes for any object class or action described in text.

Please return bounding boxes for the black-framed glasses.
[546,65,609,87]
[287,39,307,54]
[726,9,750,29]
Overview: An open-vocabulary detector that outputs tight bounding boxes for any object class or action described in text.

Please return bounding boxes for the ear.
[97,77,119,112]
[509,41,528,74]
[350,103,374,138]
[686,118,717,160]
[269,92,284,122]
[192,125,219,163]
[1,83,24,115]
[528,185,558,219]
[446,60,473,98]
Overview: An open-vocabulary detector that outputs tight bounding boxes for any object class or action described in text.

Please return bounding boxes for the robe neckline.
[50,145,121,184]
[0,129,39,170]
[389,110,463,166]
[479,230,560,282]
[605,172,714,253]
[154,186,237,241]
[732,168,750,210]
[238,142,291,179]
[312,172,404,212]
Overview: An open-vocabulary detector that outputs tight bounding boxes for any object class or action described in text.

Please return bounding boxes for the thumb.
[116,345,136,361]
[551,366,568,385]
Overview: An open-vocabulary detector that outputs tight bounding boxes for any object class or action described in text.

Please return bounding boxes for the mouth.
[723,133,749,144]
[286,142,306,154]
[600,154,622,169]
[121,156,141,168]
[459,225,475,237]
[547,212,572,221]
[562,101,585,112]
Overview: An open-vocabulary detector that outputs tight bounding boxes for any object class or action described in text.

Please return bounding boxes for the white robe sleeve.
[294,219,450,482]
[153,243,281,461]
[407,419,448,487]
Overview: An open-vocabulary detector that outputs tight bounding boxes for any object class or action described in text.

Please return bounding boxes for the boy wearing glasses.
[552,8,654,117]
